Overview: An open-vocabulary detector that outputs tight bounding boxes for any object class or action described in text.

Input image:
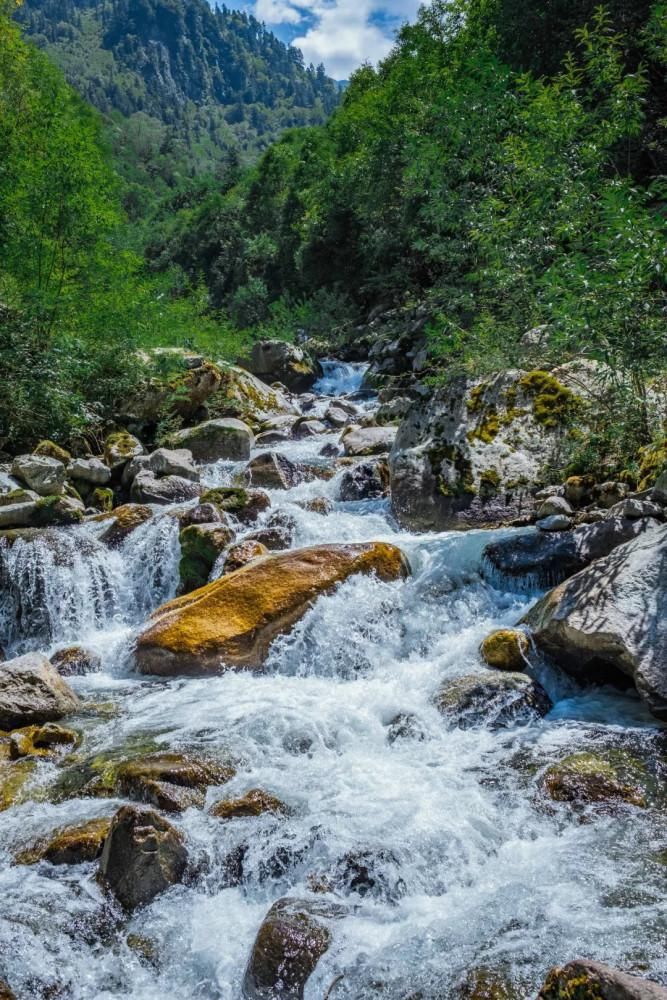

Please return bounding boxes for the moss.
[0,757,36,810]
[480,629,529,670]
[468,409,500,444]
[543,751,648,808]
[15,817,111,866]
[92,487,114,512]
[539,969,604,1000]
[637,439,666,490]
[466,383,488,414]
[429,445,476,497]
[200,486,270,522]
[33,496,83,526]
[0,489,33,507]
[518,370,578,428]
[104,430,141,464]
[33,440,71,462]
[479,467,501,496]
[178,523,233,593]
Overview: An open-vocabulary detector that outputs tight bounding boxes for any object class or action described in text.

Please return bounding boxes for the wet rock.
[34,440,71,463]
[325,404,352,428]
[342,424,396,457]
[320,443,340,458]
[292,418,327,439]
[68,457,111,486]
[537,496,573,519]
[332,848,405,902]
[168,418,254,462]
[123,447,199,485]
[178,522,235,593]
[16,817,112,865]
[255,429,291,447]
[479,629,530,671]
[178,502,223,528]
[104,430,144,473]
[114,750,235,812]
[434,672,551,729]
[386,712,426,744]
[483,517,653,588]
[210,788,287,820]
[338,458,390,501]
[458,966,523,999]
[245,451,303,490]
[298,497,333,515]
[130,470,202,505]
[537,959,667,999]
[563,475,595,507]
[542,752,648,809]
[224,540,269,573]
[11,454,66,496]
[0,653,80,730]
[136,542,410,676]
[247,510,296,551]
[247,340,322,393]
[0,979,16,999]
[523,523,667,719]
[91,487,114,512]
[99,804,187,911]
[200,487,271,524]
[536,514,572,532]
[242,897,343,1000]
[9,722,78,760]
[0,757,35,811]
[96,503,153,546]
[0,497,40,529]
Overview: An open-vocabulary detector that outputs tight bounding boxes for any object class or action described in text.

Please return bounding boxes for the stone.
[130,470,202,505]
[434,672,551,729]
[210,788,287,820]
[342,424,396,457]
[564,475,595,507]
[0,757,35,811]
[113,750,234,812]
[168,418,254,462]
[33,440,71,463]
[96,503,153,546]
[9,723,78,760]
[0,980,16,999]
[292,418,327,439]
[523,523,667,719]
[299,497,333,515]
[128,356,222,422]
[98,804,187,911]
[479,629,530,671]
[223,540,270,574]
[247,340,322,393]
[0,488,39,507]
[376,397,413,425]
[242,897,342,1000]
[209,362,299,424]
[594,481,629,509]
[91,487,114,512]
[542,752,647,809]
[16,817,111,866]
[607,498,663,520]
[50,645,102,676]
[245,451,303,490]
[483,516,653,588]
[104,430,144,472]
[255,430,291,447]
[30,495,84,527]
[0,653,81,730]
[652,470,667,505]
[135,542,410,676]
[11,454,66,496]
[247,509,296,551]
[200,487,271,524]
[338,458,390,501]
[178,502,223,528]
[68,457,111,485]
[179,522,235,593]
[537,495,573,519]
[537,960,667,999]
[458,966,522,999]
[325,404,352,428]
[536,514,572,532]
[123,447,199,485]
[0,499,39,529]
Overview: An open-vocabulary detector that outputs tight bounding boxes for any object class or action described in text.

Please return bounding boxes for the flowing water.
[0,364,665,999]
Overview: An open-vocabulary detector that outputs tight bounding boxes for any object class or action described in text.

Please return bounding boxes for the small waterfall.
[0,514,180,655]
[313,359,369,396]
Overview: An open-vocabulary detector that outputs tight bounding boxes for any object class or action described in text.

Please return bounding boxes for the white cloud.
[255,0,303,25]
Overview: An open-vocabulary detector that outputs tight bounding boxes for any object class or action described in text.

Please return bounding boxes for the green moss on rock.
[33,440,71,462]
[519,370,578,428]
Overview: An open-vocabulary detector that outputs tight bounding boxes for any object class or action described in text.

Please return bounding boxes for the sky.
[239,0,422,80]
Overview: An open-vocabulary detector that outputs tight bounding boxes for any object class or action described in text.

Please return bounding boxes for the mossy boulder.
[480,629,530,671]
[31,495,84,526]
[178,522,235,593]
[210,788,287,820]
[16,816,111,865]
[537,959,667,999]
[50,645,102,676]
[200,486,270,524]
[0,756,36,811]
[95,503,153,547]
[208,362,299,426]
[104,430,144,472]
[168,418,254,462]
[542,751,649,809]
[33,440,71,463]
[91,487,114,512]
[135,542,410,676]
[247,340,322,393]
[435,671,551,730]
[8,722,79,760]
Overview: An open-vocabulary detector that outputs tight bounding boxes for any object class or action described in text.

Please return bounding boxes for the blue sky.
[238,0,422,79]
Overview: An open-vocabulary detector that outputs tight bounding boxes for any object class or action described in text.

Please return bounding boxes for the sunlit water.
[0,363,665,999]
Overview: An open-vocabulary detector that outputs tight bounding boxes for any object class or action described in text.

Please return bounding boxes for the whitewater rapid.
[0,362,665,999]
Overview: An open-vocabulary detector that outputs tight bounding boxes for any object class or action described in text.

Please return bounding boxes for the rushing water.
[0,364,665,999]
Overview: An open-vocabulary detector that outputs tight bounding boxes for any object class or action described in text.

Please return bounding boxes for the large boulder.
[242,897,343,1000]
[538,960,667,999]
[135,542,410,676]
[130,471,201,505]
[168,418,254,462]
[209,362,299,426]
[11,455,66,496]
[68,457,111,486]
[389,370,581,530]
[0,653,81,730]
[128,355,222,423]
[245,452,303,490]
[98,804,187,911]
[123,448,199,485]
[483,517,653,588]
[523,524,667,719]
[342,425,396,457]
[247,340,322,393]
[338,459,390,501]
[434,671,551,729]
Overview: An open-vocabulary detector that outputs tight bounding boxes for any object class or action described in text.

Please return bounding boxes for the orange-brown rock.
[16,817,111,865]
[135,542,410,676]
[210,788,287,820]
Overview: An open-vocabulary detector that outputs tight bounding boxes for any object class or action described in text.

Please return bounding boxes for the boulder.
[209,362,299,425]
[247,340,322,393]
[91,487,114,512]
[292,418,328,439]
[11,455,66,496]
[33,440,71,463]
[50,645,102,677]
[538,960,667,1000]
[325,404,352,428]
[0,499,39,529]
[479,629,530,671]
[104,431,144,472]
[9,722,78,760]
[338,458,390,501]
[482,517,653,588]
[537,496,573,519]
[135,542,410,676]
[130,471,201,505]
[0,653,81,730]
[223,540,270,574]
[242,897,342,1000]
[389,370,581,530]
[536,514,572,532]
[542,752,647,809]
[113,750,234,812]
[178,502,223,528]
[168,418,254,462]
[68,457,111,486]
[607,498,663,521]
[563,475,595,507]
[255,430,291,447]
[523,524,667,719]
[434,672,551,729]
[96,503,153,546]
[200,487,270,524]
[16,817,111,866]
[29,495,84,527]
[246,509,296,551]
[98,804,187,911]
[210,788,287,820]
[123,448,199,485]
[178,522,235,593]
[594,481,628,509]
[245,452,303,490]
[652,470,667,505]
[342,425,396,457]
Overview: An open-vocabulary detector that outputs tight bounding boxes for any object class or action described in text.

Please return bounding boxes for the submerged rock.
[0,757,36,811]
[8,722,78,760]
[135,542,410,676]
[16,817,111,866]
[434,672,551,729]
[247,509,296,551]
[479,629,530,671]
[537,959,667,999]
[168,418,254,462]
[245,451,304,490]
[0,653,80,730]
[99,804,187,911]
[523,523,667,719]
[247,340,322,393]
[210,789,287,820]
[542,752,648,809]
[50,645,102,676]
[200,487,271,524]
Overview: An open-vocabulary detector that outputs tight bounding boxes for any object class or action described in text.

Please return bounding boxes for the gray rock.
[338,459,390,501]
[11,455,66,496]
[124,448,199,485]
[0,500,39,529]
[248,340,322,393]
[98,805,187,911]
[607,498,663,520]
[0,652,81,729]
[292,418,327,439]
[68,457,111,485]
[168,418,254,462]
[536,514,572,532]
[594,481,628,509]
[130,471,201,505]
[523,523,667,719]
[375,396,413,425]
[325,404,352,428]
[537,495,573,519]
[538,959,667,1000]
[434,671,551,729]
[255,430,291,447]
[342,425,396,457]
[652,471,667,505]
[245,452,303,490]
[104,431,144,472]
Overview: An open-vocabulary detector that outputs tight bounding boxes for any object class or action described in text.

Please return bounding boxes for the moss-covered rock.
[200,486,271,524]
[537,959,667,1000]
[0,756,36,811]
[458,966,524,999]
[518,370,579,428]
[31,495,84,526]
[15,816,111,866]
[8,723,79,760]
[480,629,530,671]
[33,440,72,463]
[542,751,648,809]
[104,430,144,472]
[210,788,287,820]
[91,487,114,512]
[638,439,667,491]
[178,522,235,593]
[95,503,153,546]
[168,418,254,462]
